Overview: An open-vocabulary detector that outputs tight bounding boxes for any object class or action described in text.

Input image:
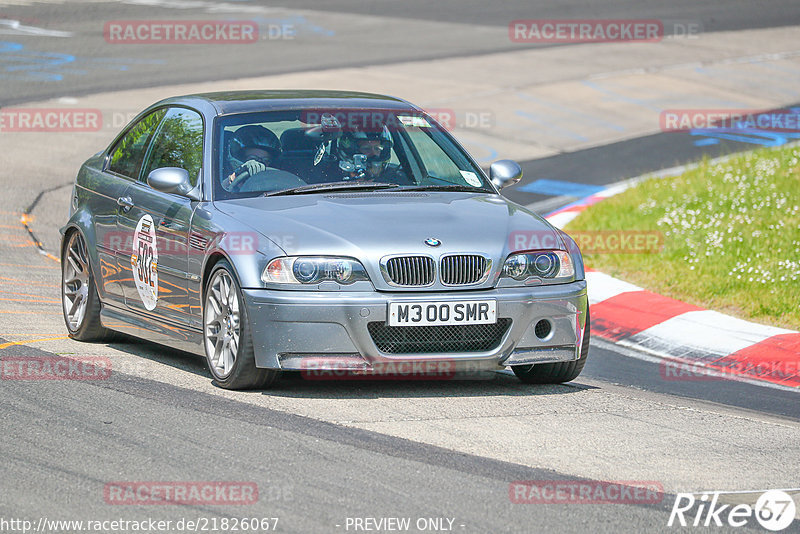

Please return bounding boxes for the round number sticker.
[130,214,159,311]
[755,490,796,531]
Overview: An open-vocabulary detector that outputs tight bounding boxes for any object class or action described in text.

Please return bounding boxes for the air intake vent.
[189,232,208,251]
[384,256,435,286]
[440,255,489,285]
[368,319,512,354]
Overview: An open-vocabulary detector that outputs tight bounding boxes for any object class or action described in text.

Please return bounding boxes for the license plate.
[388,300,497,327]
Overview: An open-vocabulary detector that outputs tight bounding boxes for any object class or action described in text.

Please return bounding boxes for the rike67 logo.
[669,489,797,531]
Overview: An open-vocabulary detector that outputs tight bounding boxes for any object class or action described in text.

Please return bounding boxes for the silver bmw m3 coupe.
[61,90,589,389]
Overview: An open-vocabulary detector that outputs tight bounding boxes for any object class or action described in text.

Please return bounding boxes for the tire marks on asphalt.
[18,181,71,263]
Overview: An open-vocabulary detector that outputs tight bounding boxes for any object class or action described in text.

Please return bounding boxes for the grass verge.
[564,144,800,330]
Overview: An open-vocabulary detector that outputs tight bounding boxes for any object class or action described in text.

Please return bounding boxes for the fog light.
[534,319,552,340]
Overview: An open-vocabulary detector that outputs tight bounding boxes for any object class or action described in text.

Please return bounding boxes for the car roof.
[157,90,419,115]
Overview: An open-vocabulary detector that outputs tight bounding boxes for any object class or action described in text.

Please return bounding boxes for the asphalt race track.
[3,0,800,106]
[1,1,799,533]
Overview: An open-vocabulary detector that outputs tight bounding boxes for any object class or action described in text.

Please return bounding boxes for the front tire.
[61,230,115,341]
[203,260,278,390]
[512,308,591,384]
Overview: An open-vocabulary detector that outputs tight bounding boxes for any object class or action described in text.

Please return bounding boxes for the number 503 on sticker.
[131,214,159,311]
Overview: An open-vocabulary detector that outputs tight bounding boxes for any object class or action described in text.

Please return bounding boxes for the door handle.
[117,196,134,212]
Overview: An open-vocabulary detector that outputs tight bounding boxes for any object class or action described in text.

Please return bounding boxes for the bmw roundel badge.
[424,238,441,247]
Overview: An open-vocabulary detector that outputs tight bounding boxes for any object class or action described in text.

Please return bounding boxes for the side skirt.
[100,303,205,357]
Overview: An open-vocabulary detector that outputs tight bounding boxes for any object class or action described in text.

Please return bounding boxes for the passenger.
[335,125,410,184]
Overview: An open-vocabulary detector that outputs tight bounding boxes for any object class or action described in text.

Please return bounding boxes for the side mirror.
[489,159,523,190]
[147,167,200,200]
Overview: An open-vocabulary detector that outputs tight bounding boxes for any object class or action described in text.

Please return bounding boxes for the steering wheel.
[227,167,257,192]
[232,168,309,193]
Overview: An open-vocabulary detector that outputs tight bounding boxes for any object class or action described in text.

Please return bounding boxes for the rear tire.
[61,230,116,341]
[512,308,590,384]
[203,259,278,390]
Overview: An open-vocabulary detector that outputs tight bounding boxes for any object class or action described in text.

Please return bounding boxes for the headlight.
[504,253,529,280]
[262,256,370,285]
[502,250,574,281]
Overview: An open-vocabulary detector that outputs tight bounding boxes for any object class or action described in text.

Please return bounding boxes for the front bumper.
[242,281,588,372]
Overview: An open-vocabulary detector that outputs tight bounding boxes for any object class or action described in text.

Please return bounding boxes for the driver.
[335,124,409,183]
[225,125,282,190]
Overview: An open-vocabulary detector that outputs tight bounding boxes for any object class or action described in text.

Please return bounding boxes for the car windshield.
[214,108,492,199]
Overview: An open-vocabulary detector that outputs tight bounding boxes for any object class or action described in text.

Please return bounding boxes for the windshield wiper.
[263,181,400,197]
[393,184,489,193]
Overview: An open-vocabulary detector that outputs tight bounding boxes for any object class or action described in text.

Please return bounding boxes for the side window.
[141,108,204,187]
[107,108,166,179]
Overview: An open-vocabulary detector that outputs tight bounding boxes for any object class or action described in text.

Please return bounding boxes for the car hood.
[214,192,564,290]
